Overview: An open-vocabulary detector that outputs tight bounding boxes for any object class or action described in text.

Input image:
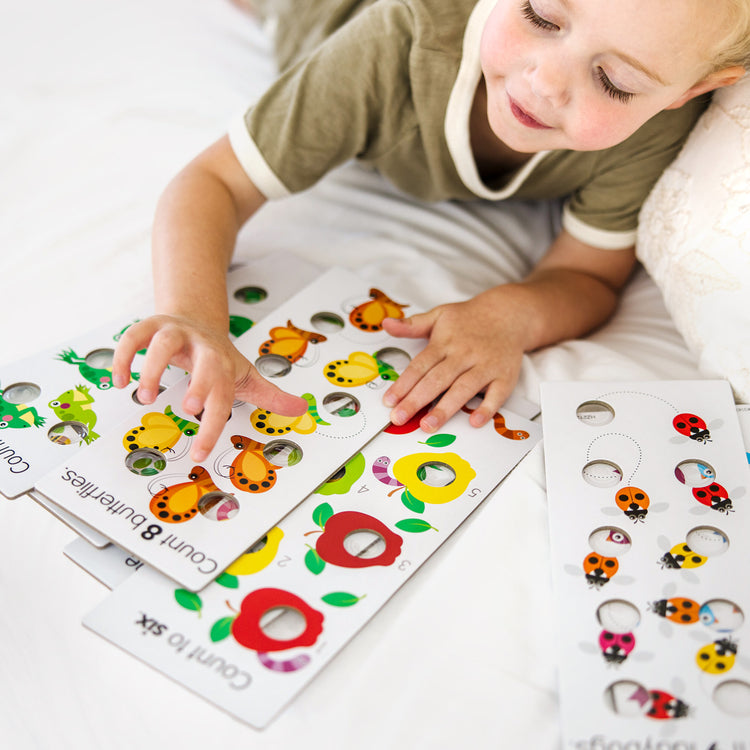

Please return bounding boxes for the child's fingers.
[188,387,233,462]
[382,310,437,339]
[233,362,308,416]
[134,324,188,404]
[112,320,154,388]
[382,345,445,414]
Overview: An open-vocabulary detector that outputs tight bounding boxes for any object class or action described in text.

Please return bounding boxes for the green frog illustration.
[56,347,140,390]
[49,385,100,444]
[0,387,46,429]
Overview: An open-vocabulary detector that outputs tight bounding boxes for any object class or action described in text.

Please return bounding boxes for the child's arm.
[382,230,636,430]
[112,136,307,462]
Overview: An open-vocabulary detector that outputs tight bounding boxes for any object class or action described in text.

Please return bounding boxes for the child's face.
[480,0,731,153]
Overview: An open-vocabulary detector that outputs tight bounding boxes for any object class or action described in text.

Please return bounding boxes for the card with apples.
[82,397,541,728]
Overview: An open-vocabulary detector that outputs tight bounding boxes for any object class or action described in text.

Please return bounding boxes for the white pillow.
[637,74,750,403]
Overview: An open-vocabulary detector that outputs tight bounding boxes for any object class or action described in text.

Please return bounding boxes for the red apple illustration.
[384,403,430,434]
[316,510,403,568]
[230,587,324,652]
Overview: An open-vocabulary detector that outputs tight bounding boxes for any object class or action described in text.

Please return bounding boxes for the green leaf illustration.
[215,572,239,589]
[174,589,203,615]
[418,433,457,447]
[312,502,334,529]
[400,489,425,514]
[395,518,438,533]
[321,592,366,607]
[305,546,326,575]
[210,616,235,643]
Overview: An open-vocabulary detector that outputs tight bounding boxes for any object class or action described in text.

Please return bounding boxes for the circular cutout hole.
[47,421,88,445]
[582,460,623,488]
[603,680,650,717]
[374,347,411,373]
[259,606,307,642]
[310,312,345,333]
[416,461,456,488]
[322,392,361,417]
[85,348,115,370]
[713,680,750,717]
[233,286,268,304]
[674,459,716,486]
[1,382,41,404]
[700,599,744,633]
[125,448,167,476]
[686,526,729,558]
[589,527,632,556]
[597,600,641,633]
[576,400,615,426]
[262,439,303,467]
[131,385,166,405]
[344,529,387,559]
[254,354,292,378]
[244,534,269,555]
[197,491,240,521]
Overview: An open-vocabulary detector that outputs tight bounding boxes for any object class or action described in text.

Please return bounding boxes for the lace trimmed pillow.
[637,75,750,403]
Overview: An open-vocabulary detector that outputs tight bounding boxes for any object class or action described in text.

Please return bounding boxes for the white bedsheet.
[0,1,705,748]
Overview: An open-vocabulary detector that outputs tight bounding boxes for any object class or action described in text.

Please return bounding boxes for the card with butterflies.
[82,399,541,728]
[0,252,319,551]
[35,268,428,591]
[541,380,750,746]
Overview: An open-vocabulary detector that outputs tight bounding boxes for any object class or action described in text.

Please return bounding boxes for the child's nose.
[526,58,569,106]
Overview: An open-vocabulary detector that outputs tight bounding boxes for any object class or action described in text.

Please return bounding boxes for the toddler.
[113,0,748,461]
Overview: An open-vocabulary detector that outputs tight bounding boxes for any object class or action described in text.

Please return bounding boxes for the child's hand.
[381,286,529,433]
[112,315,308,461]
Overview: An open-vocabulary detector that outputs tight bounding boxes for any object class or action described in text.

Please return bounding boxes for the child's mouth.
[509,97,552,130]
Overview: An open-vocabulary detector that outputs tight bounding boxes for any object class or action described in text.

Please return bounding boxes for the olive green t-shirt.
[229,0,707,249]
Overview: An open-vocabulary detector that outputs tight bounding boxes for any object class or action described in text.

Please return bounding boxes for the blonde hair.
[711,0,750,70]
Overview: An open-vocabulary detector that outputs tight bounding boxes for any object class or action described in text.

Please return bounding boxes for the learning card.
[65,536,145,589]
[541,380,750,747]
[36,495,111,548]
[0,252,319,503]
[0,316,183,500]
[83,401,541,728]
[36,269,425,591]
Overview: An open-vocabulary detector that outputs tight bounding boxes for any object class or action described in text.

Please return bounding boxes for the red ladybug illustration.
[673,413,711,443]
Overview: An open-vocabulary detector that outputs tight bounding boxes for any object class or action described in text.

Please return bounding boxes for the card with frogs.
[35,268,426,591]
[0,316,186,501]
[541,380,750,747]
[82,400,541,728]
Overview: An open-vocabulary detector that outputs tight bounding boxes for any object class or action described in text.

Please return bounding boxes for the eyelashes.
[596,68,635,104]
[521,0,559,31]
[520,1,636,104]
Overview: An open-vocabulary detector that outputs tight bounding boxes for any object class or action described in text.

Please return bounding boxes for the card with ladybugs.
[541,380,750,746]
[82,398,541,728]
[35,268,436,591]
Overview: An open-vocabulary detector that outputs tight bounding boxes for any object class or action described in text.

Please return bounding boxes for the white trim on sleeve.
[562,203,637,250]
[228,113,291,201]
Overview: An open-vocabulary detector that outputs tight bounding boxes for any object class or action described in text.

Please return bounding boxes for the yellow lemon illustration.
[392,452,476,504]
[225,527,284,575]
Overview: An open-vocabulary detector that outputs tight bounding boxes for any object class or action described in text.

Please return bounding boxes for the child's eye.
[521,1,559,31]
[596,68,635,104]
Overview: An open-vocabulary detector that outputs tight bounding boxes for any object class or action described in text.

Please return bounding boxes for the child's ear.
[665,66,745,109]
